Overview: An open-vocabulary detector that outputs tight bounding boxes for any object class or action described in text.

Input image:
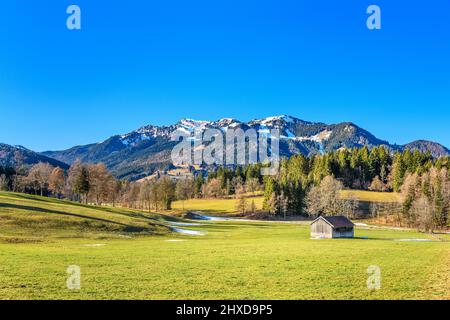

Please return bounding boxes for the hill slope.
[0,192,171,241]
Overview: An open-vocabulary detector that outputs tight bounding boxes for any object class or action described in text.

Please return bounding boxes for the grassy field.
[173,190,400,215]
[0,192,449,300]
[341,190,400,203]
[172,195,264,215]
[0,192,171,241]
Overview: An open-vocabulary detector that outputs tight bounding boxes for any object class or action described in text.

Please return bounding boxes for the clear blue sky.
[1,0,449,151]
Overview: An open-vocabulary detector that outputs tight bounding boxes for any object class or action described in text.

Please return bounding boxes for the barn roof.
[311,216,354,228]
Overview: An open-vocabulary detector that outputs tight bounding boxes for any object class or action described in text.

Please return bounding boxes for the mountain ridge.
[0,143,69,169]
[38,115,449,180]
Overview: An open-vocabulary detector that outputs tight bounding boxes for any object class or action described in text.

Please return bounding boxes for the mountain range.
[0,143,69,170]
[1,115,449,181]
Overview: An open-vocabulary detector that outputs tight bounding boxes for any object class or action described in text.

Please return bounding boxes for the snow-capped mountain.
[117,118,243,147]
[40,115,449,180]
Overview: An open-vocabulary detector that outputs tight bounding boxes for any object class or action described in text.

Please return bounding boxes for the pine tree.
[392,152,406,192]
[194,173,204,198]
[433,175,444,228]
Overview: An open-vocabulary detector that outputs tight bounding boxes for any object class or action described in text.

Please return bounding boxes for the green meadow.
[172,195,264,215]
[0,192,448,300]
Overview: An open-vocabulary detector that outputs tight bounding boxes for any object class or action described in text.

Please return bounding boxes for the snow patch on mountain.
[296,130,332,143]
[119,125,174,146]
[293,130,333,155]
[260,115,295,124]
[117,115,320,148]
[179,118,210,129]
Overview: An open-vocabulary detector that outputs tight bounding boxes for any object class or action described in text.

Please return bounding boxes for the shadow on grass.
[352,236,396,241]
[90,206,163,223]
[351,236,434,242]
[0,203,153,232]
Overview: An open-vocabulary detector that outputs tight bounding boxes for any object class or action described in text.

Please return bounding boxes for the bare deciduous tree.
[175,178,194,210]
[369,176,385,192]
[49,167,66,198]
[27,162,53,196]
[202,178,224,198]
[306,176,344,217]
[0,174,8,191]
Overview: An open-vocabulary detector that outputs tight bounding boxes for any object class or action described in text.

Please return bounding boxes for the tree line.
[259,147,449,231]
[0,147,449,231]
[0,160,176,210]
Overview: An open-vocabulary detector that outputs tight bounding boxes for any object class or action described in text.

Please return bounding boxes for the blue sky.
[1,0,449,151]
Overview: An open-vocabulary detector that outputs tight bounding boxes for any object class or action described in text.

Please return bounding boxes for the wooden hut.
[310,216,354,239]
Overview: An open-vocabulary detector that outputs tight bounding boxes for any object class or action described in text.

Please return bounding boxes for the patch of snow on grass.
[190,212,228,221]
[355,223,369,227]
[172,228,205,236]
